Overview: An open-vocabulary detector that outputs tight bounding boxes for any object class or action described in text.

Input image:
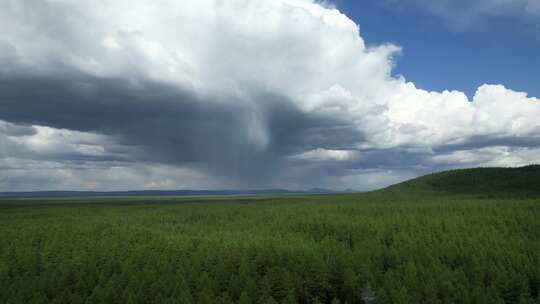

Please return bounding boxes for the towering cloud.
[0,0,538,191]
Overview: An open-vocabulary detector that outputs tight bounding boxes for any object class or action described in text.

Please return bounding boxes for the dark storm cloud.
[0,70,367,183]
[261,93,365,155]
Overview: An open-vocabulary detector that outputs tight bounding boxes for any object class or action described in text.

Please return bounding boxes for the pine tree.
[197,288,215,304]
[331,297,341,304]
[361,282,376,304]
[283,289,297,304]
[244,277,258,300]
[238,291,252,304]
[342,268,357,302]
[264,296,279,304]
[389,286,411,304]
[219,291,233,304]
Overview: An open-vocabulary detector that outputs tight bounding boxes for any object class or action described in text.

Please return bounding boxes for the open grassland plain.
[1,190,539,304]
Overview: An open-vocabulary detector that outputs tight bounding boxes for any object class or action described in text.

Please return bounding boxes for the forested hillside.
[1,168,539,303]
[385,165,540,197]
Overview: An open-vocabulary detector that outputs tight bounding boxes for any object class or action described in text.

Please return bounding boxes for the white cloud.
[10,126,106,157]
[429,146,540,168]
[0,0,539,190]
[379,83,540,148]
[291,148,357,161]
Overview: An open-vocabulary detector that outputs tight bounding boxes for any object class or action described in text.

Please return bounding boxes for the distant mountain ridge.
[3,165,539,199]
[384,165,540,197]
[0,188,339,199]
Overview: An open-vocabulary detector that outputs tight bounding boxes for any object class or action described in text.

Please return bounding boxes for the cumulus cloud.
[0,0,539,191]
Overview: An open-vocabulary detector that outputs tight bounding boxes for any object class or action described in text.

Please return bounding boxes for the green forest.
[1,167,539,303]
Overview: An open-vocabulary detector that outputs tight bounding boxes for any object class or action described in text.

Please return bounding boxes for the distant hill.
[0,188,337,199]
[384,165,540,197]
[3,166,539,199]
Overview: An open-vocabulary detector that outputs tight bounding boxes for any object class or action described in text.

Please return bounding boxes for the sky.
[0,0,539,191]
[332,0,540,98]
